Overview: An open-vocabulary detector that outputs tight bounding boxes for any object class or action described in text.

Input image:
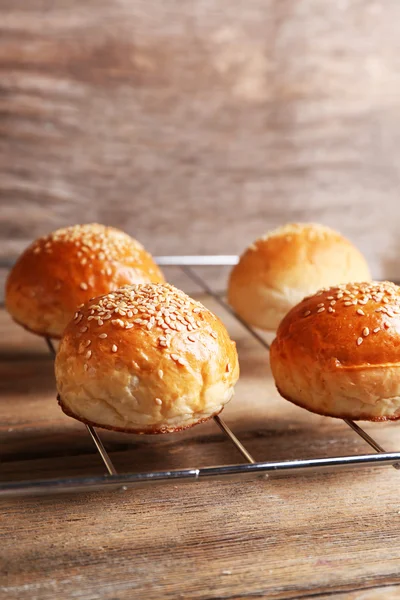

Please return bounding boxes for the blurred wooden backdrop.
[2,0,400,279]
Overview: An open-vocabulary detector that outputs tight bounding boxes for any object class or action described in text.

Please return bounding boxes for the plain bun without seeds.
[228,223,371,331]
[6,224,164,339]
[270,281,400,421]
[55,283,239,434]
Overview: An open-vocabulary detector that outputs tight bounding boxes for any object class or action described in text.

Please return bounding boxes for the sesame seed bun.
[270,281,400,421]
[228,223,371,331]
[5,224,164,339]
[55,283,239,434]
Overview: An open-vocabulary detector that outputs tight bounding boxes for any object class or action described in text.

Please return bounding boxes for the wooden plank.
[2,293,400,599]
[2,1,400,280]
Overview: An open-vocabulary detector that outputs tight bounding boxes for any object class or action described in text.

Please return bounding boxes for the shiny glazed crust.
[270,281,400,421]
[228,223,371,331]
[55,283,239,433]
[5,224,164,338]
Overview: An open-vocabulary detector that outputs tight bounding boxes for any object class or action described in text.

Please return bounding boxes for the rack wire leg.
[214,415,255,464]
[45,337,118,476]
[344,419,399,470]
[85,425,118,475]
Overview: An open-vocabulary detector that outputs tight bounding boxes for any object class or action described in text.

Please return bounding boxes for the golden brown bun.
[228,223,371,331]
[6,224,164,339]
[55,283,239,433]
[270,281,400,421]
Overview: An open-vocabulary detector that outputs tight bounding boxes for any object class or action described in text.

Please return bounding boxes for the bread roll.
[270,281,400,421]
[55,283,239,433]
[6,224,164,338]
[228,223,371,331]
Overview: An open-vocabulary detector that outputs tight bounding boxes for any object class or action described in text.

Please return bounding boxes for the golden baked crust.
[55,283,239,433]
[228,223,371,331]
[270,281,400,421]
[5,224,164,338]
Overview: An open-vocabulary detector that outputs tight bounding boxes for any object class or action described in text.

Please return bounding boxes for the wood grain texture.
[2,1,400,280]
[2,280,400,599]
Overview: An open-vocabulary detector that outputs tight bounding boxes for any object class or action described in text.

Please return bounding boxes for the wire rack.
[1,256,400,498]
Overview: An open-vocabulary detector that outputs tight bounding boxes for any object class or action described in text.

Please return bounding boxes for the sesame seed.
[317,303,324,308]
[158,370,163,378]
[356,309,365,316]
[86,350,92,359]
[317,307,325,313]
[99,333,108,339]
[373,327,380,333]
[344,301,353,306]
[71,283,213,352]
[80,282,88,290]
[84,340,91,347]
[155,398,162,405]
[177,357,185,365]
[328,307,334,313]
[384,322,390,329]
[112,319,124,327]
[304,310,311,317]
[83,364,88,371]
[330,300,336,306]
[171,353,179,362]
[80,326,88,333]
[363,327,370,337]
[74,312,79,320]
[357,337,363,346]
[111,344,118,352]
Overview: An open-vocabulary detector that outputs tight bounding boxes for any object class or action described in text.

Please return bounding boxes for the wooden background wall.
[2,0,400,280]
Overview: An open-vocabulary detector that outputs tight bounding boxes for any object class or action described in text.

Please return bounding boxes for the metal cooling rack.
[1,256,399,498]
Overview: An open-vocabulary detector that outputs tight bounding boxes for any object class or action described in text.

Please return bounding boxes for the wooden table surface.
[1,284,400,599]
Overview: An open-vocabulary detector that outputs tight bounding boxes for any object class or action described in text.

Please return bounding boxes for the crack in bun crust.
[57,395,223,434]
